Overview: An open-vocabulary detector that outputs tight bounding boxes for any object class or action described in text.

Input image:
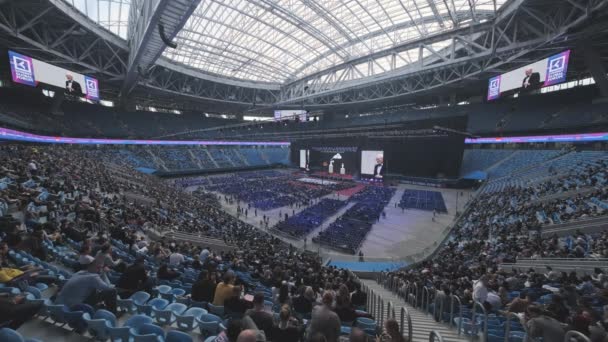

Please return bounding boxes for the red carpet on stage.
[336,184,366,197]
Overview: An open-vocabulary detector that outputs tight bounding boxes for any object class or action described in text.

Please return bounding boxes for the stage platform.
[311,171,354,181]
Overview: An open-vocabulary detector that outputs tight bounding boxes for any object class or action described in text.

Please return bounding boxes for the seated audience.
[54,263,117,313]
[191,269,216,303]
[245,292,274,339]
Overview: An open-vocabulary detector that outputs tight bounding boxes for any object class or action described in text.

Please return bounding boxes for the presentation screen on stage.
[361,150,384,176]
[299,149,308,168]
[8,50,100,101]
[487,50,570,101]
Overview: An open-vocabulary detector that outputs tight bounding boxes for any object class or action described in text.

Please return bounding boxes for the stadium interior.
[0,0,608,341]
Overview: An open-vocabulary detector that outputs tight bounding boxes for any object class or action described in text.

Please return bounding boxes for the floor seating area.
[398,189,447,213]
[272,198,346,238]
[204,171,332,210]
[313,186,395,254]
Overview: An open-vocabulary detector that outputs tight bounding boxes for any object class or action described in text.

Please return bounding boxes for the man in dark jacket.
[191,270,216,303]
[117,256,151,297]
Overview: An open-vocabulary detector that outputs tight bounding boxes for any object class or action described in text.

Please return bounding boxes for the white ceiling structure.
[65,0,506,84]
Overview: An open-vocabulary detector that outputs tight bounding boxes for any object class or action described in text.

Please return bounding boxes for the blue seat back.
[166,330,193,342]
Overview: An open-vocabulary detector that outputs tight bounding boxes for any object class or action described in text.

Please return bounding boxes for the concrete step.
[361,279,468,342]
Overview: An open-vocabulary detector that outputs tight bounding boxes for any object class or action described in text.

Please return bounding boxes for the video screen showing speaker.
[361,150,385,179]
[8,50,100,101]
[487,50,570,101]
[309,147,357,176]
[299,149,309,169]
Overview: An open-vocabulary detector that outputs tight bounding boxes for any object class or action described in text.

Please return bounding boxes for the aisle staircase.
[361,279,468,342]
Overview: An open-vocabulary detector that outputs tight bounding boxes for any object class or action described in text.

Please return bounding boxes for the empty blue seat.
[117,291,151,313]
[0,328,43,342]
[176,307,208,331]
[109,314,154,342]
[132,323,165,342]
[83,309,117,341]
[153,302,188,325]
[64,303,95,333]
[166,330,194,342]
[197,313,223,337]
[137,298,170,316]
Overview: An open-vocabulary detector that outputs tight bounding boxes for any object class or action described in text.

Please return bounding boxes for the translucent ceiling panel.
[63,0,507,83]
[64,0,131,39]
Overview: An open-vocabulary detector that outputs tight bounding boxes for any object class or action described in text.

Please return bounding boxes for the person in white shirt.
[169,250,185,266]
[473,275,489,304]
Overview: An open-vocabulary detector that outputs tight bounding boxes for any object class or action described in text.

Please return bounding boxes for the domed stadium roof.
[65,0,506,83]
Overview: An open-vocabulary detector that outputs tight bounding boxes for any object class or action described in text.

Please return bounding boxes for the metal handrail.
[380,299,385,327]
[374,291,380,317]
[371,290,376,318]
[450,295,462,329]
[564,330,591,342]
[426,287,433,315]
[422,286,430,314]
[367,286,372,314]
[401,306,413,342]
[472,300,488,342]
[429,330,445,342]
[503,311,529,342]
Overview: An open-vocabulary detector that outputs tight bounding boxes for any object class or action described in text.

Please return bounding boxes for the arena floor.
[192,176,473,263]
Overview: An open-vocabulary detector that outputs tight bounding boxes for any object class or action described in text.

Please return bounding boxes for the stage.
[311,171,355,181]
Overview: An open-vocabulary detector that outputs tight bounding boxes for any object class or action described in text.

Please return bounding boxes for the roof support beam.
[119,0,201,99]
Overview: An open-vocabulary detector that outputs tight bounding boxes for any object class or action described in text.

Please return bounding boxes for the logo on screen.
[548,56,565,72]
[13,56,31,73]
[86,79,97,91]
[8,51,36,87]
[487,76,501,101]
[85,76,99,101]
[545,50,570,86]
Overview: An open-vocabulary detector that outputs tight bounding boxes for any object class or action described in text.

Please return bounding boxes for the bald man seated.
[237,329,258,342]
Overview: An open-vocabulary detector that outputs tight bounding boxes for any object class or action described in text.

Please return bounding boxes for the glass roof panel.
[64,0,507,83]
[64,0,131,39]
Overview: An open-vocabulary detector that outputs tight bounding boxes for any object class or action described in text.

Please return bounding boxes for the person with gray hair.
[373,154,385,179]
[308,291,341,342]
[236,329,257,342]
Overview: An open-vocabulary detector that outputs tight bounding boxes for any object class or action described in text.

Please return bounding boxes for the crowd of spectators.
[0,144,384,342]
[383,172,608,341]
